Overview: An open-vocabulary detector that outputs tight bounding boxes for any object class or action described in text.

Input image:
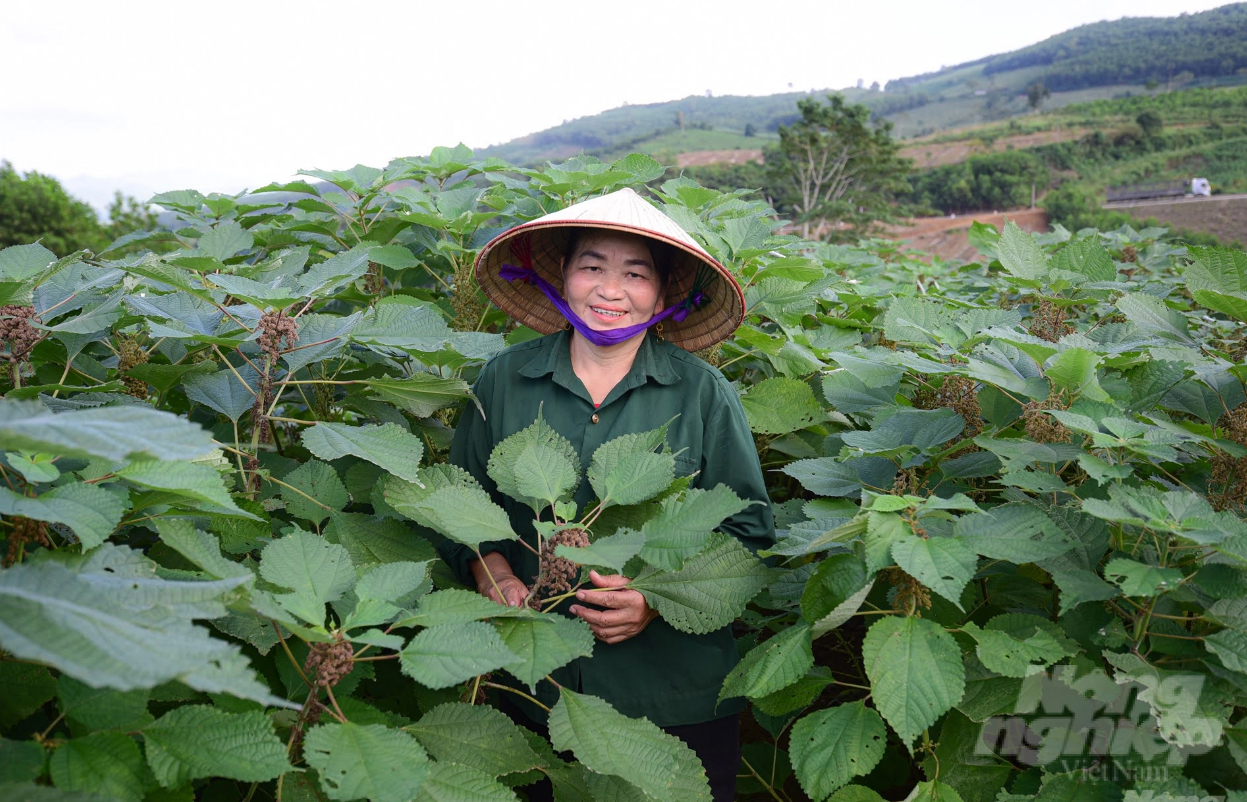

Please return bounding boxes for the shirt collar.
[518,329,682,389]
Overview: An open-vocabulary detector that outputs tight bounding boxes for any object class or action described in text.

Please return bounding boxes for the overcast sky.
[0,0,1232,214]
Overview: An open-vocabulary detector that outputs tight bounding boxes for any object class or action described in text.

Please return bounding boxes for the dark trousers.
[512,704,741,802]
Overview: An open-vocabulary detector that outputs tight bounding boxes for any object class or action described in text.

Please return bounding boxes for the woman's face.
[563,231,665,334]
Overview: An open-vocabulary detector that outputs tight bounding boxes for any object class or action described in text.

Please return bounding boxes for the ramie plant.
[3,147,1247,802]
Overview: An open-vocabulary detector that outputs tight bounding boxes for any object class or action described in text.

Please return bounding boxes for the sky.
[0,0,1233,215]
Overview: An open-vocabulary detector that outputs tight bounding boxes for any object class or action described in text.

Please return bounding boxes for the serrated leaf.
[0,738,44,784]
[630,533,769,634]
[638,485,753,571]
[842,409,965,454]
[719,621,814,703]
[281,460,348,523]
[155,519,251,581]
[1103,558,1184,597]
[0,482,124,550]
[302,423,425,484]
[197,221,253,261]
[862,615,965,749]
[303,722,428,802]
[365,374,472,418]
[488,411,580,512]
[143,705,292,788]
[548,690,711,802]
[414,762,517,802]
[400,621,520,689]
[403,483,518,549]
[801,553,869,625]
[960,621,1067,678]
[953,504,1075,562]
[585,423,675,508]
[57,676,152,732]
[1045,348,1110,403]
[494,615,595,690]
[118,460,250,517]
[181,367,259,422]
[554,529,645,573]
[404,703,540,777]
[1115,293,1193,344]
[325,511,436,567]
[50,732,146,802]
[997,221,1047,281]
[0,557,289,707]
[0,400,215,462]
[740,377,826,435]
[891,535,977,611]
[1051,238,1114,283]
[790,701,886,801]
[259,529,354,627]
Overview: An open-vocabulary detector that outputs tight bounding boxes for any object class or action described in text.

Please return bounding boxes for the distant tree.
[1026,81,1051,111]
[870,81,881,92]
[0,161,106,254]
[764,94,912,240]
[1136,110,1164,138]
[743,123,757,138]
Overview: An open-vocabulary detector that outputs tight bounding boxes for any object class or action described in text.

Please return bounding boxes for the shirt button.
[591,413,600,424]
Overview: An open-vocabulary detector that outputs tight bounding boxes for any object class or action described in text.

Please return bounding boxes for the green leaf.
[862,615,965,749]
[960,621,1068,678]
[403,484,518,549]
[494,614,595,689]
[1103,651,1226,748]
[0,739,44,784]
[719,621,814,703]
[1205,628,1247,673]
[0,482,124,551]
[414,762,517,802]
[404,703,540,777]
[0,557,288,708]
[586,422,674,508]
[302,422,426,484]
[143,705,292,788]
[790,701,887,801]
[0,400,215,462]
[325,511,436,567]
[0,663,56,730]
[1115,293,1193,344]
[1045,348,1110,402]
[554,529,645,573]
[630,533,769,634]
[260,529,354,627]
[5,451,60,483]
[181,367,259,422]
[740,377,826,435]
[397,589,522,628]
[842,409,965,454]
[638,485,753,571]
[891,535,977,611]
[952,504,1075,562]
[1050,238,1114,283]
[50,733,146,802]
[548,690,711,802]
[997,221,1047,281]
[801,553,869,625]
[196,221,253,260]
[0,243,56,281]
[303,722,429,802]
[118,459,250,517]
[365,374,472,418]
[400,621,520,689]
[1103,558,1184,597]
[488,410,581,512]
[57,676,152,732]
[1186,246,1247,321]
[280,460,348,523]
[155,519,251,581]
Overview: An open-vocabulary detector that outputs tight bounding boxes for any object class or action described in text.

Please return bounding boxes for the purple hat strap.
[499,262,705,347]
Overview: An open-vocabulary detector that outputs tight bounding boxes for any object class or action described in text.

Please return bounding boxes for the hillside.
[475,3,1247,165]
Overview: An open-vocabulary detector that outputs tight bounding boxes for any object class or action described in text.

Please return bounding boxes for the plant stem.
[265,475,333,512]
[272,622,314,690]
[740,755,788,802]
[324,682,349,723]
[480,682,550,713]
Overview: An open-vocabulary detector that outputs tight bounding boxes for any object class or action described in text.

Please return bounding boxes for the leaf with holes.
[790,701,887,801]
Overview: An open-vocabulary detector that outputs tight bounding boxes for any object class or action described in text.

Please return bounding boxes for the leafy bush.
[4,148,1247,802]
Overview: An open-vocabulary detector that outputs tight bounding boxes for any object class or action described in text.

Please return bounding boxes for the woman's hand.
[470,552,529,607]
[568,570,658,644]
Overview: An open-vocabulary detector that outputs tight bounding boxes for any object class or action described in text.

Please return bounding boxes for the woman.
[444,187,774,801]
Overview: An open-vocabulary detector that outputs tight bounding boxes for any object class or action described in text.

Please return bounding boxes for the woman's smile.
[563,231,664,332]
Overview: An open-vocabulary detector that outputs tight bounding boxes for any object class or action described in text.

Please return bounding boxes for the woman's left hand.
[568,570,658,644]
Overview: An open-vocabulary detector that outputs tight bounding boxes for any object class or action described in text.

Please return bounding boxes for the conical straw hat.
[475,188,744,351]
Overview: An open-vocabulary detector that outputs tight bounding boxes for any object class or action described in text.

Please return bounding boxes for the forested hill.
[476,3,1247,165]
[888,3,1247,93]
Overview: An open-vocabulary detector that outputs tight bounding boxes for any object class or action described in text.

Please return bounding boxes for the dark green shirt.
[445,329,775,727]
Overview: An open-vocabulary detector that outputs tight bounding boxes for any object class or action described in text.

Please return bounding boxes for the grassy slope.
[475,5,1247,166]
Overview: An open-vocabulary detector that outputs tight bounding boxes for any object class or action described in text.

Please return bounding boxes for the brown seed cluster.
[695,343,723,368]
[1029,299,1074,343]
[1211,404,1247,511]
[0,305,40,377]
[1120,244,1138,264]
[450,261,485,332]
[304,632,355,688]
[258,310,299,360]
[313,382,336,421]
[116,335,149,399]
[883,567,932,616]
[531,527,590,604]
[5,516,51,567]
[1023,392,1072,444]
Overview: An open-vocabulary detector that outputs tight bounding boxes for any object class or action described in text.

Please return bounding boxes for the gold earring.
[654,322,664,341]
